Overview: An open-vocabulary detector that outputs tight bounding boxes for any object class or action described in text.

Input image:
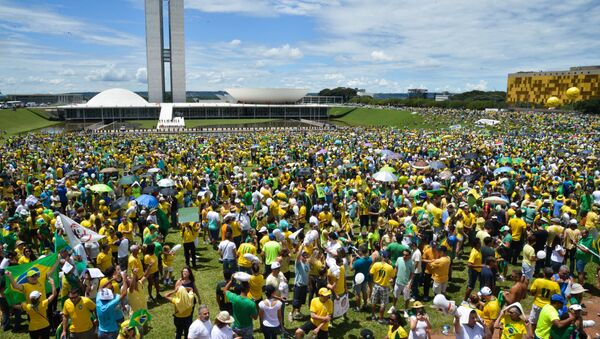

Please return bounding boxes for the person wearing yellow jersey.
[61,288,97,339]
[478,286,500,332]
[97,243,113,273]
[509,210,527,264]
[162,245,175,285]
[181,222,198,268]
[464,239,483,302]
[385,309,409,339]
[369,251,395,323]
[144,243,161,301]
[295,288,333,339]
[128,245,144,280]
[494,302,531,339]
[528,268,560,327]
[236,241,257,273]
[7,258,59,304]
[247,262,265,302]
[17,278,57,338]
[117,217,134,243]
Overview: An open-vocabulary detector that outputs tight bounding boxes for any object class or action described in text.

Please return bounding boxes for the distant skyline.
[1,0,599,94]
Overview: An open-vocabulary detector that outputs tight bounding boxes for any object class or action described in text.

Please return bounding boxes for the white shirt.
[117,238,129,259]
[218,240,237,260]
[456,322,485,339]
[210,324,233,339]
[258,299,282,327]
[188,319,212,339]
[412,249,422,274]
[550,245,564,263]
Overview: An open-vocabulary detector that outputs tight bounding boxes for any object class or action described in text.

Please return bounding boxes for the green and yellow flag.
[130,309,152,327]
[3,253,60,306]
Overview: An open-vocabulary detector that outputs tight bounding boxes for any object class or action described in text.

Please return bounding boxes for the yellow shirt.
[499,315,527,339]
[530,278,560,308]
[182,223,196,243]
[128,254,144,280]
[248,274,264,301]
[309,297,333,331]
[118,221,134,242]
[22,299,50,331]
[18,256,31,265]
[387,324,408,339]
[63,297,95,333]
[328,266,345,296]
[468,248,482,272]
[482,297,500,326]
[97,252,113,272]
[429,256,450,283]
[144,254,159,275]
[508,218,526,241]
[370,261,394,287]
[22,273,47,303]
[162,252,175,268]
[522,244,536,267]
[237,243,257,268]
[99,278,120,295]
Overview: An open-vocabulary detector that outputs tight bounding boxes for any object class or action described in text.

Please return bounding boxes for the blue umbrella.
[493,166,514,176]
[135,194,158,208]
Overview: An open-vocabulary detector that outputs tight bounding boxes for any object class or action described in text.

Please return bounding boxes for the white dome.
[225,88,308,104]
[86,88,149,107]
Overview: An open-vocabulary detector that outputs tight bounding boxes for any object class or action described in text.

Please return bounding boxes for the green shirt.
[226,291,257,329]
[535,304,559,339]
[263,241,281,265]
[575,236,594,263]
[387,242,409,267]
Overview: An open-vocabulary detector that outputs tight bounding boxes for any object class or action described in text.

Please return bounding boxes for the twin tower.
[144,0,186,103]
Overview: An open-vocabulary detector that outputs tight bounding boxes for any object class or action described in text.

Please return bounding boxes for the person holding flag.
[5,254,60,303]
[15,276,57,339]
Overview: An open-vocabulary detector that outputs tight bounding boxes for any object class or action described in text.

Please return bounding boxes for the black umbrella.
[142,186,159,194]
[464,153,478,160]
[131,164,144,172]
[111,197,130,211]
[159,187,178,196]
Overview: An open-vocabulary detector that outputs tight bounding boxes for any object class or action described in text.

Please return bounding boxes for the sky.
[1,0,599,94]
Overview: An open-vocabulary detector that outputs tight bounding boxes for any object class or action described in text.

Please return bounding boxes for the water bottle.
[442,324,450,335]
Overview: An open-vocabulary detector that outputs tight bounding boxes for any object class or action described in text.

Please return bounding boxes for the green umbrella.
[89,184,113,193]
[118,175,138,186]
[379,165,396,173]
[498,157,512,164]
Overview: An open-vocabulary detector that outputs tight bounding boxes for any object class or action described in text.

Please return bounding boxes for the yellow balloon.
[566,87,580,100]
[546,96,560,108]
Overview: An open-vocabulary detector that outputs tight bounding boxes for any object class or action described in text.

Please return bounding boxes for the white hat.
[29,290,42,300]
[216,311,235,324]
[99,288,114,301]
[569,304,583,311]
[271,261,281,270]
[258,226,268,233]
[569,283,588,294]
[506,302,525,315]
[478,286,492,296]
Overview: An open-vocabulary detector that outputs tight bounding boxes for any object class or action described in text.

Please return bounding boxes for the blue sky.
[1,0,599,94]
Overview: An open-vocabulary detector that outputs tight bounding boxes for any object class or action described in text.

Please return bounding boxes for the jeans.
[411,273,422,300]
[262,325,280,339]
[223,259,237,275]
[184,242,196,267]
[98,330,118,339]
[511,238,523,264]
[422,273,433,299]
[522,262,533,280]
[174,315,193,339]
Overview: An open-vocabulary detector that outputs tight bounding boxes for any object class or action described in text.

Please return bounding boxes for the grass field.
[0,108,62,135]
[329,107,429,128]
[6,222,598,339]
[127,119,276,129]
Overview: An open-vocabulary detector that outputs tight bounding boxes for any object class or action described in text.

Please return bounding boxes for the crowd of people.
[0,108,599,339]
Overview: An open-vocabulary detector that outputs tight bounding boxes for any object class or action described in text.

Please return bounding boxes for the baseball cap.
[29,290,42,300]
[569,304,583,311]
[380,250,390,259]
[258,226,268,233]
[271,261,281,270]
[318,288,332,297]
[551,294,565,304]
[478,286,492,296]
[500,226,510,232]
[27,270,40,278]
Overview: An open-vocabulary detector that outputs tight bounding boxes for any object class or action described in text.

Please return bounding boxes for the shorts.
[393,283,410,300]
[371,284,389,306]
[354,281,368,295]
[293,285,308,308]
[164,266,173,272]
[576,260,586,273]
[300,321,329,339]
[69,329,97,339]
[432,281,448,294]
[522,263,533,280]
[467,268,479,289]
[529,304,542,324]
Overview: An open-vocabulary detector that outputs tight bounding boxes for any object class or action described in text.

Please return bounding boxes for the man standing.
[410,241,422,302]
[420,241,440,302]
[575,229,594,285]
[529,267,560,332]
[61,288,97,339]
[350,245,372,311]
[464,239,483,302]
[223,279,257,339]
[291,249,310,321]
[478,286,499,335]
[391,249,413,313]
[429,246,451,296]
[369,250,395,324]
[188,304,212,339]
[534,294,575,339]
[262,233,281,277]
[509,209,527,264]
[114,231,129,272]
[521,235,537,281]
[96,272,128,339]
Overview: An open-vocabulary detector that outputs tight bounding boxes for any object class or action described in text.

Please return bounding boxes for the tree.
[574,98,600,114]
[318,87,358,101]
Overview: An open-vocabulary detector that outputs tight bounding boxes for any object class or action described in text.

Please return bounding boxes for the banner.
[316,184,326,199]
[178,207,199,224]
[57,214,105,244]
[3,253,60,306]
[333,293,349,318]
[130,309,153,327]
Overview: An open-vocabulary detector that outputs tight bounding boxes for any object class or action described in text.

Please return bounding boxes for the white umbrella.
[373,171,398,182]
[483,196,509,205]
[157,178,175,187]
[148,167,161,173]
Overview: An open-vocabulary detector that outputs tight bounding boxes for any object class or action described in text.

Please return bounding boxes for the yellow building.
[507,66,600,106]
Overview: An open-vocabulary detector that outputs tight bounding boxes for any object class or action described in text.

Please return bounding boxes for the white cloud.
[58,69,76,76]
[263,44,303,59]
[229,39,242,46]
[86,65,130,82]
[465,80,488,91]
[370,50,393,62]
[135,67,147,83]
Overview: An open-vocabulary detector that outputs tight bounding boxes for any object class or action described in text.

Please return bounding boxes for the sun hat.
[216,311,234,324]
[411,301,425,308]
[506,302,525,315]
[569,283,588,295]
[99,288,114,301]
[318,288,332,297]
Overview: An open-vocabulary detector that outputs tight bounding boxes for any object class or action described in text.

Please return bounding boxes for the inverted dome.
[225,88,308,104]
[87,88,149,107]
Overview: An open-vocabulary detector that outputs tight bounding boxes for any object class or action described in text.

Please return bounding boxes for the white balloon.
[354,273,365,285]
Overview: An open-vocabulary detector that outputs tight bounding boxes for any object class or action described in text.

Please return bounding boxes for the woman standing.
[165,286,196,339]
[17,278,56,339]
[408,301,431,339]
[258,285,282,339]
[174,266,201,303]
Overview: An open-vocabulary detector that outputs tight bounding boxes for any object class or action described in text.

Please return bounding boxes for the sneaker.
[387,306,396,314]
[409,297,415,302]
[403,310,409,318]
[498,275,505,282]
[288,312,293,323]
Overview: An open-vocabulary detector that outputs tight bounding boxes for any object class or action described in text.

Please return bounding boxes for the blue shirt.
[352,256,373,283]
[294,259,309,286]
[96,295,121,333]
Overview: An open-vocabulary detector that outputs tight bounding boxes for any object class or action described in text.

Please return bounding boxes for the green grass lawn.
[127,119,276,129]
[3,224,599,339]
[329,107,430,128]
[0,108,62,135]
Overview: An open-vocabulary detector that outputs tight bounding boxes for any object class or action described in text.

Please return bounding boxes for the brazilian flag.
[130,309,152,327]
[3,253,60,306]
[156,208,170,236]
